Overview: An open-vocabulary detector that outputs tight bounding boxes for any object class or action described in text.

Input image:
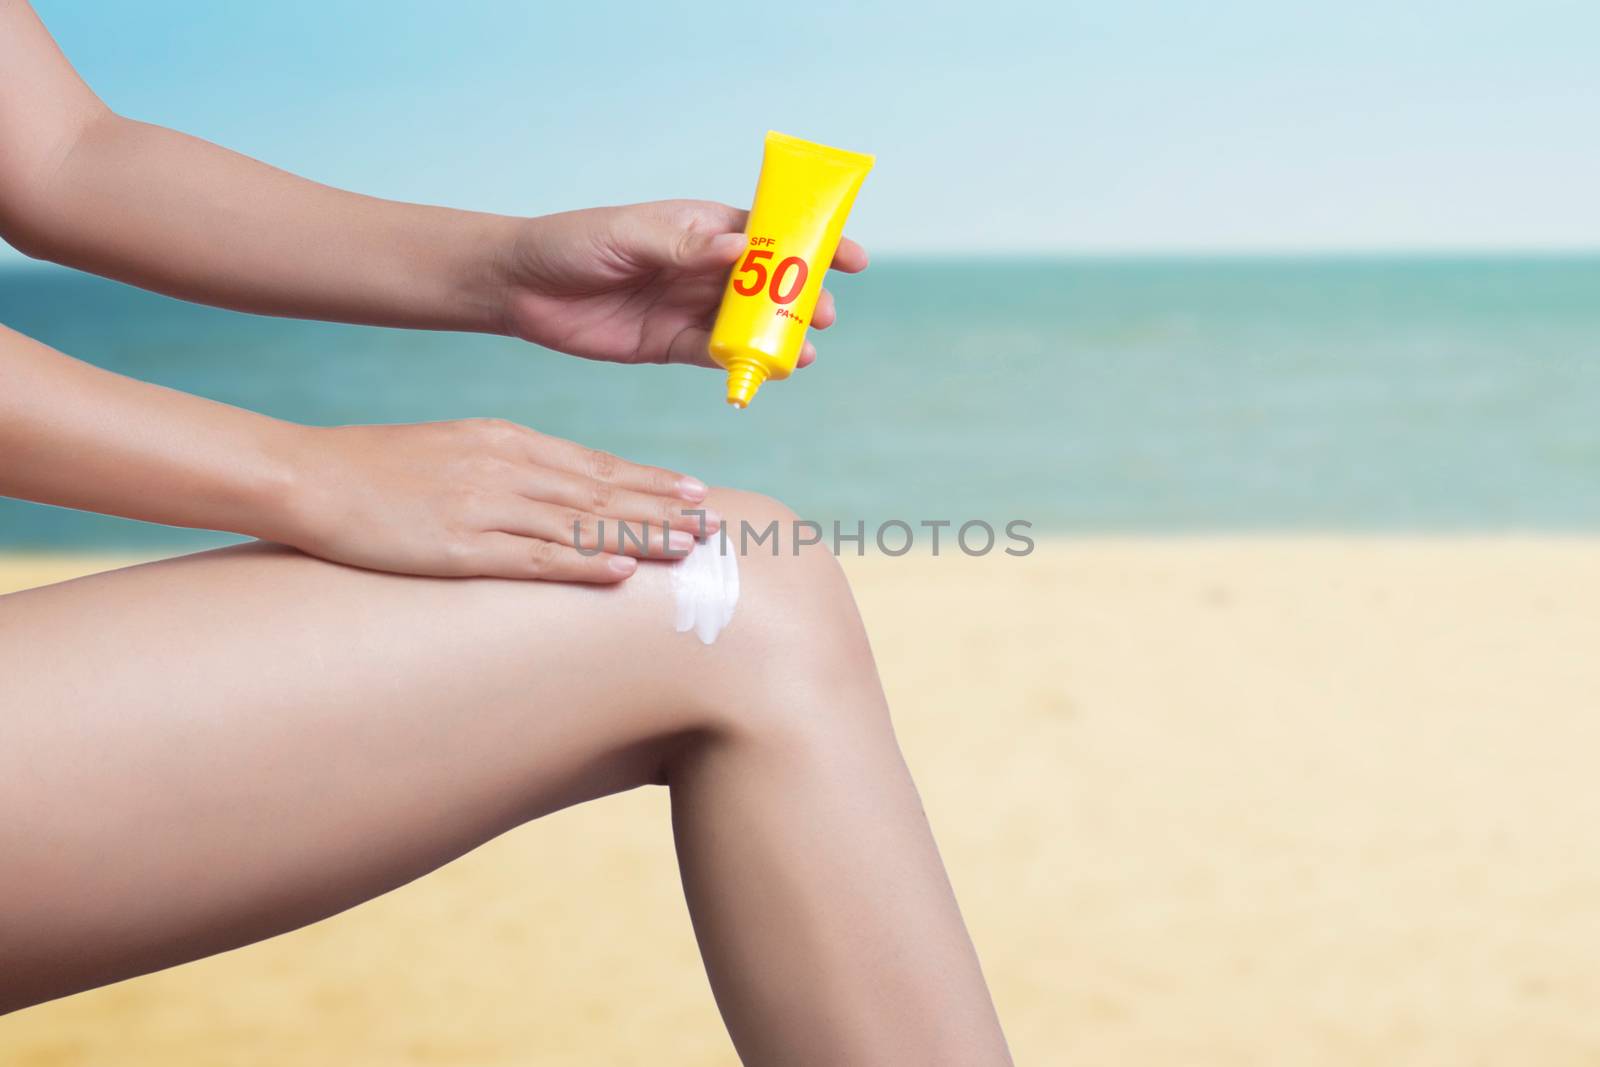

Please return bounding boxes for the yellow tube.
[709,131,874,408]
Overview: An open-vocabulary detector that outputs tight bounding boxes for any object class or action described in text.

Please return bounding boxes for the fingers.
[795,290,832,367]
[681,230,747,272]
[490,497,703,559]
[669,202,865,274]
[813,288,836,329]
[621,203,746,273]
[628,203,868,278]
[830,236,869,273]
[668,323,819,370]
[504,427,723,544]
[515,465,720,536]
[467,421,705,502]
[674,200,748,234]
[524,433,708,503]
[469,532,639,584]
[450,418,727,580]
[666,325,716,369]
[692,227,865,276]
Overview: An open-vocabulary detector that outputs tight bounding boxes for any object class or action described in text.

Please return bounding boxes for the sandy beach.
[3,540,1599,1066]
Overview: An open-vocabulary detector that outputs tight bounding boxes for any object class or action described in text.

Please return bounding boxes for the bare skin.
[0,2,1012,1061]
[0,496,1012,1064]
[0,321,730,581]
[0,0,862,582]
[0,1,856,369]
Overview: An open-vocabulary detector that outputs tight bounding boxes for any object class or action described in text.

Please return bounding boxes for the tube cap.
[725,360,769,408]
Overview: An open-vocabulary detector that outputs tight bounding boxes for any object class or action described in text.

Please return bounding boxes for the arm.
[0,323,715,581]
[0,0,511,333]
[0,2,863,364]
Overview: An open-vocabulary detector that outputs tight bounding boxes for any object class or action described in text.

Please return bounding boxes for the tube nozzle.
[725,359,769,408]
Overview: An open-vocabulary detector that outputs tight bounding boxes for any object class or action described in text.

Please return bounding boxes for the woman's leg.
[0,489,1009,1064]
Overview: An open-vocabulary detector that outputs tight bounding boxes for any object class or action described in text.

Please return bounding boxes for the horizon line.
[4,246,1599,274]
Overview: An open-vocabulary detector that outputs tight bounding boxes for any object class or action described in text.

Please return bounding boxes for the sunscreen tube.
[709,131,874,408]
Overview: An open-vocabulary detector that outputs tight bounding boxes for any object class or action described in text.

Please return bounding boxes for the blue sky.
[10,0,1600,258]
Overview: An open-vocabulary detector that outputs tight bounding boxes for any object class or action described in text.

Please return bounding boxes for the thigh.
[0,540,700,1010]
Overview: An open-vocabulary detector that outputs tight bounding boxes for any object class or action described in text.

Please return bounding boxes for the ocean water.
[1,256,1598,549]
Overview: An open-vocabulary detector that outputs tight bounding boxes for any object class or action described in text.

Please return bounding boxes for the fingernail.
[677,477,708,501]
[667,529,695,553]
[609,556,638,576]
[700,508,722,533]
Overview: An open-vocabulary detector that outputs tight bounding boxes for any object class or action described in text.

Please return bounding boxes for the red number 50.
[770,256,807,304]
[732,250,809,305]
[731,249,771,296]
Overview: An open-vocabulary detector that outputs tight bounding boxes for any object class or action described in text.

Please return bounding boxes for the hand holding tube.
[497,199,867,370]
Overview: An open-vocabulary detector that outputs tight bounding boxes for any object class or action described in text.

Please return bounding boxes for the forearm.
[0,323,301,539]
[11,112,519,333]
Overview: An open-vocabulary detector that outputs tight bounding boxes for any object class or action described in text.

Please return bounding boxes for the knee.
[686,488,888,740]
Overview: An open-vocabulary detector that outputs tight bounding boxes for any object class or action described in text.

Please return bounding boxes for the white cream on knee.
[670,535,740,645]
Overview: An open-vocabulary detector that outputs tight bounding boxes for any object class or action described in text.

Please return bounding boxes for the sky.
[8,0,1600,259]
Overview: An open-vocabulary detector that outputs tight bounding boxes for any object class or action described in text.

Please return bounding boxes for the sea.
[2,256,1598,550]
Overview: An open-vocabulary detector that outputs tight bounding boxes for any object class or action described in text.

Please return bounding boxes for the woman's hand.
[497,200,868,369]
[278,419,717,583]
[3,11,867,363]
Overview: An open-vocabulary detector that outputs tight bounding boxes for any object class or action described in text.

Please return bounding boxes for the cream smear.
[670,536,740,645]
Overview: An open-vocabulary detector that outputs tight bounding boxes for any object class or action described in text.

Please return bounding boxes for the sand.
[3,540,1600,1066]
